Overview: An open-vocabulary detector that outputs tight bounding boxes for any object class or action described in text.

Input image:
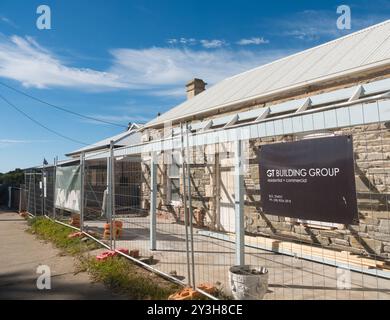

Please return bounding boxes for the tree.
[0,169,24,186]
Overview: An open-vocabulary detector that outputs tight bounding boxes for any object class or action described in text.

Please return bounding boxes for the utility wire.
[0,93,92,146]
[0,81,127,128]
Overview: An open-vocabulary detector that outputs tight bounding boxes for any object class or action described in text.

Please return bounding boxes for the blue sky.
[0,0,389,172]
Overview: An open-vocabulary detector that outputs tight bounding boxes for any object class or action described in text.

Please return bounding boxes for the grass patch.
[80,256,179,300]
[27,216,180,299]
[27,217,100,255]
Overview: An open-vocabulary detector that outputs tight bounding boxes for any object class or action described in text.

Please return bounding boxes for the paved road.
[0,210,124,300]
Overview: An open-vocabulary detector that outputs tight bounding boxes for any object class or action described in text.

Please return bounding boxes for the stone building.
[66,123,144,218]
[139,20,390,262]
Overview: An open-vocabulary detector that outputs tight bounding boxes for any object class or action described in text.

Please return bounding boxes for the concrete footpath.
[0,210,124,300]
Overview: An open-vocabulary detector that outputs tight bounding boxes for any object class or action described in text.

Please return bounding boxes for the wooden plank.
[235,233,390,270]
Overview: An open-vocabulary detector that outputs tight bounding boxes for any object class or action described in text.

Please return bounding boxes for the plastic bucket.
[229,265,269,300]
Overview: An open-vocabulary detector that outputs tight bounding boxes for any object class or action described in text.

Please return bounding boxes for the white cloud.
[167,38,178,44]
[150,87,188,97]
[167,38,228,48]
[0,139,51,148]
[179,38,197,45]
[0,34,291,98]
[167,38,197,45]
[109,47,289,96]
[237,37,269,45]
[0,139,29,144]
[277,10,388,41]
[199,39,227,48]
[167,37,270,48]
[0,35,127,89]
[0,16,18,28]
[81,113,150,125]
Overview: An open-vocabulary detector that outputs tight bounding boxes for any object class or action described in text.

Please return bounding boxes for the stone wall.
[140,123,390,261]
[243,123,390,261]
[146,147,215,227]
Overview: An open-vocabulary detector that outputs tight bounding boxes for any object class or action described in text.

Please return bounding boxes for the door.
[219,168,235,233]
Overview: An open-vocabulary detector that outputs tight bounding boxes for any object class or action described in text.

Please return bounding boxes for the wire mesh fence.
[43,166,55,218]
[19,98,390,300]
[24,168,43,216]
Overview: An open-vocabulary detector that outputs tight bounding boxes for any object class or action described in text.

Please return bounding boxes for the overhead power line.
[0,93,91,146]
[0,81,127,128]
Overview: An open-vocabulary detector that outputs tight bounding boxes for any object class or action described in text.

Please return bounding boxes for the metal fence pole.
[180,123,191,285]
[33,172,36,216]
[53,157,57,220]
[150,152,157,250]
[107,140,114,249]
[8,186,12,209]
[111,143,116,250]
[18,185,22,213]
[234,139,245,266]
[27,172,32,215]
[42,164,45,216]
[186,123,196,289]
[80,152,85,232]
[24,172,28,214]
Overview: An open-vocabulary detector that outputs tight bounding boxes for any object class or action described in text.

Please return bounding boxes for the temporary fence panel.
[82,157,110,244]
[43,166,55,218]
[24,169,43,216]
[189,104,390,300]
[112,155,151,263]
[22,95,390,300]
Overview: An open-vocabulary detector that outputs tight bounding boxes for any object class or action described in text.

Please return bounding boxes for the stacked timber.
[227,234,390,272]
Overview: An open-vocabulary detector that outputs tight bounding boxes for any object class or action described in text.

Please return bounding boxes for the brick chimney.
[186,78,207,99]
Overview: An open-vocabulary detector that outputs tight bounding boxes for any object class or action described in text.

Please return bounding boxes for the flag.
[43,158,48,166]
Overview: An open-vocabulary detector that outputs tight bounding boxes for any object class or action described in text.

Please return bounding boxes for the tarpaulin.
[54,164,81,213]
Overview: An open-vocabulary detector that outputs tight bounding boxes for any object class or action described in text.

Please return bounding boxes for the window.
[168,152,181,203]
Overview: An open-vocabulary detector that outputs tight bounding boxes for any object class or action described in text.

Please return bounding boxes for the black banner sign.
[258,135,359,224]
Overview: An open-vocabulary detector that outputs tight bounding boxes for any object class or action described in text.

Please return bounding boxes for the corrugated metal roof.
[66,127,142,157]
[145,20,390,128]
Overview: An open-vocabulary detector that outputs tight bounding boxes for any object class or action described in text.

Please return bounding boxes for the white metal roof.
[145,20,390,128]
[188,77,390,131]
[66,123,142,157]
[81,76,390,160]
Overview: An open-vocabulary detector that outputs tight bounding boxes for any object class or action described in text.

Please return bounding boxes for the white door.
[219,169,235,233]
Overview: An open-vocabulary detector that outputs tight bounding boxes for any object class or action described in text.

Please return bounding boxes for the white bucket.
[229,265,269,300]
